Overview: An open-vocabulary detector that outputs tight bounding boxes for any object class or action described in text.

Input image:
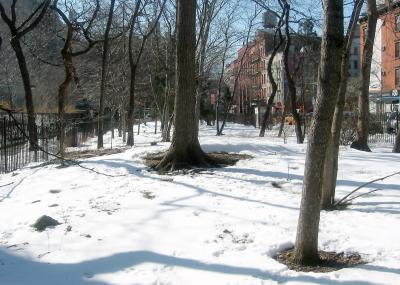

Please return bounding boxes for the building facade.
[349,25,361,78]
[360,1,400,112]
[228,29,319,117]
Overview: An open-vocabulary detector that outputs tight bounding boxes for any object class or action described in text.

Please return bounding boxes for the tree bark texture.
[293,0,344,265]
[58,26,74,161]
[156,0,212,171]
[10,38,38,150]
[321,0,364,209]
[351,0,377,152]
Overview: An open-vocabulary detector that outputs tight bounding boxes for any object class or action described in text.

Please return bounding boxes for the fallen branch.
[337,188,381,205]
[335,171,400,206]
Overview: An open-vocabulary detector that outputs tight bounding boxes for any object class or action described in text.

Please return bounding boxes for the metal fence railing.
[0,112,110,174]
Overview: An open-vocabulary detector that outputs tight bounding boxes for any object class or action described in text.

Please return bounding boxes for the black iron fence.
[0,112,109,174]
[368,111,398,145]
[0,113,58,173]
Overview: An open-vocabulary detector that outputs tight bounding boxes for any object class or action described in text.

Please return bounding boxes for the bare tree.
[126,0,166,146]
[217,6,260,135]
[145,3,176,142]
[259,6,285,137]
[293,0,344,264]
[282,0,304,144]
[351,0,378,152]
[0,0,51,149]
[214,1,240,135]
[97,0,116,149]
[321,0,364,209]
[156,0,214,171]
[51,0,101,160]
[194,0,227,134]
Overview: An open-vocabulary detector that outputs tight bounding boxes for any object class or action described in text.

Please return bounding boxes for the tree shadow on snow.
[0,249,385,285]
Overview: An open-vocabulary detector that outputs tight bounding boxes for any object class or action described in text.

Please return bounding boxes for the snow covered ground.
[0,122,399,285]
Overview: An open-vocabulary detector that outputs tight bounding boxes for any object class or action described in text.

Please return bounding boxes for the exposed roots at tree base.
[274,247,364,272]
[144,151,252,173]
[350,141,371,152]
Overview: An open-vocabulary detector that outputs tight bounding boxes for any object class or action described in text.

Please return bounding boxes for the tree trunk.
[293,0,344,265]
[351,0,377,152]
[127,71,136,146]
[118,105,123,137]
[195,1,212,136]
[259,12,285,137]
[321,0,364,209]
[122,108,127,143]
[58,26,74,162]
[10,38,38,151]
[156,0,212,171]
[0,1,50,151]
[98,0,116,149]
[162,102,170,142]
[282,3,304,144]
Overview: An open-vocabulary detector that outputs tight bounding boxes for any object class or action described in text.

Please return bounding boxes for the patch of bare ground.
[144,151,252,170]
[274,248,364,272]
[65,148,129,160]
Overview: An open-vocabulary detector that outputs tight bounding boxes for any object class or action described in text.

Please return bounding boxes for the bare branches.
[336,171,400,206]
[0,0,51,37]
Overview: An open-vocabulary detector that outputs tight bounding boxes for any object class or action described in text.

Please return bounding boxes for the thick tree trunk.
[351,0,377,152]
[98,0,116,149]
[10,38,38,150]
[156,0,212,171]
[321,0,364,209]
[293,0,344,265]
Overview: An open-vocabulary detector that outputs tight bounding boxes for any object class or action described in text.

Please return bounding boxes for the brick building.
[228,29,319,117]
[360,0,400,112]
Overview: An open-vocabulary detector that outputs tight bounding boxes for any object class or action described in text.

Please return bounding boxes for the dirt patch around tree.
[144,151,252,170]
[274,248,365,273]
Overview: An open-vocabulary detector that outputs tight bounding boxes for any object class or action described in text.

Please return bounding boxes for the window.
[353,60,358,70]
[396,15,400,32]
[396,67,400,86]
[396,41,400,58]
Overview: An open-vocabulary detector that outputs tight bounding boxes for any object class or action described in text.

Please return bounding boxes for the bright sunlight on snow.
[0,123,399,285]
